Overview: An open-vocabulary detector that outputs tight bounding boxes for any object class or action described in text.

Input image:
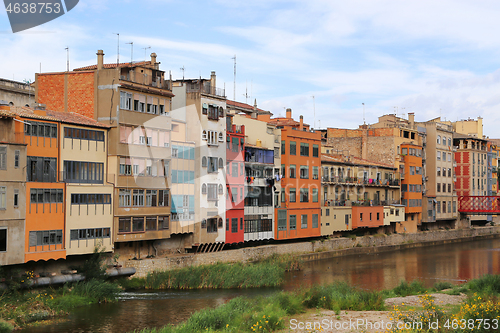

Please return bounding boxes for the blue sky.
[2,0,500,136]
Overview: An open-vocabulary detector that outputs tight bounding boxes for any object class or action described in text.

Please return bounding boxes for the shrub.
[468,274,500,295]
[393,280,427,297]
[0,321,13,333]
[433,281,454,291]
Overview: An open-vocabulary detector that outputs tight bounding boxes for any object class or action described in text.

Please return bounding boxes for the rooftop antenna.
[312,95,316,129]
[113,33,120,65]
[362,102,365,124]
[142,46,151,62]
[243,81,249,104]
[231,55,236,101]
[180,66,185,81]
[126,42,133,65]
[65,46,69,72]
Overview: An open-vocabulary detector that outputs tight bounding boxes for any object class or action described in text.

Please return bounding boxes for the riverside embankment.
[124,226,500,278]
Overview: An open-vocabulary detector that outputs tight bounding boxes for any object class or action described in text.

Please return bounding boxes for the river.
[22,237,500,333]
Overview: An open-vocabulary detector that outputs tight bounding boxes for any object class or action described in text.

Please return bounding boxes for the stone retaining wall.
[124,226,500,278]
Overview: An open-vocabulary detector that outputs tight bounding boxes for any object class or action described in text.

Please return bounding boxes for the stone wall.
[124,226,500,278]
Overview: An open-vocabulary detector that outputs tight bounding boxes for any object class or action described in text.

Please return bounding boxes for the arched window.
[218,217,223,228]
[202,183,207,194]
[219,158,223,168]
[437,135,441,144]
[202,156,207,167]
[218,106,224,118]
[202,130,207,140]
[218,132,224,142]
[218,184,223,194]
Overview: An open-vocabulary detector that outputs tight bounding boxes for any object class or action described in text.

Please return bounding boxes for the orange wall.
[277,127,322,239]
[401,145,422,216]
[25,182,66,262]
[352,206,384,228]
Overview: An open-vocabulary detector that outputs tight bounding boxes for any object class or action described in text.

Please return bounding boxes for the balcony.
[321,176,400,187]
[202,83,225,98]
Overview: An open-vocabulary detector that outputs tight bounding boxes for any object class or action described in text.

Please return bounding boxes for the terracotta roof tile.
[74,61,152,71]
[226,100,271,114]
[7,106,110,129]
[321,153,395,169]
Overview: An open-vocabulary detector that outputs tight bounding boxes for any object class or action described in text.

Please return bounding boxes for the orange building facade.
[265,110,322,240]
[400,143,423,227]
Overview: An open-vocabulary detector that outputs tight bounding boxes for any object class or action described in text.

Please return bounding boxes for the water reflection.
[23,237,500,332]
[285,238,500,290]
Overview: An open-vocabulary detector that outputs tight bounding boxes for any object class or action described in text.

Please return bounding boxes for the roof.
[268,117,303,127]
[74,61,153,71]
[226,100,272,115]
[453,132,488,141]
[4,106,110,129]
[321,153,395,169]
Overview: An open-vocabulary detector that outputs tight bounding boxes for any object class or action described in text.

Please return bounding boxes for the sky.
[1,0,500,136]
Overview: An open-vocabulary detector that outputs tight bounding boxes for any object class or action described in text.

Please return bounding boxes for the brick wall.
[37,74,65,112]
[366,137,395,165]
[67,72,95,119]
[327,137,362,157]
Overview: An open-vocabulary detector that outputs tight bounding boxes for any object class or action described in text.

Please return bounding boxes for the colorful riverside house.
[0,103,27,265]
[262,108,321,240]
[170,120,196,234]
[36,50,173,259]
[227,100,281,244]
[319,152,403,235]
[171,72,227,252]
[224,115,245,245]
[4,105,110,262]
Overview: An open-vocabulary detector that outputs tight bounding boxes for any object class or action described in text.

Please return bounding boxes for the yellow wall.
[321,207,352,235]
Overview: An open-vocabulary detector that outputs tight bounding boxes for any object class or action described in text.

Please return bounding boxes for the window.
[437,167,441,177]
[301,214,308,229]
[207,218,218,233]
[300,188,309,202]
[312,188,318,202]
[290,141,296,155]
[207,184,218,201]
[208,157,218,173]
[437,153,441,161]
[289,188,296,202]
[30,188,64,204]
[313,144,319,157]
[448,138,451,146]
[28,156,57,182]
[13,190,18,207]
[300,143,309,156]
[231,218,238,233]
[120,91,133,110]
[118,217,131,233]
[63,160,104,184]
[312,166,319,180]
[0,147,5,170]
[0,229,6,252]
[281,141,285,155]
[29,230,63,246]
[448,168,452,177]
[24,121,58,138]
[437,135,441,144]
[132,217,144,232]
[289,165,296,178]
[0,187,5,209]
[448,153,451,162]
[299,165,309,179]
[442,152,446,160]
[274,147,280,158]
[312,214,318,228]
[437,184,441,192]
[231,163,238,177]
[289,215,297,230]
[133,189,144,206]
[14,150,19,168]
[277,210,287,231]
[72,193,111,205]
[65,127,105,142]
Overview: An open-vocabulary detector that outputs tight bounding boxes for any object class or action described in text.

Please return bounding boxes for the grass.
[142,255,302,290]
[0,280,121,329]
[135,282,384,333]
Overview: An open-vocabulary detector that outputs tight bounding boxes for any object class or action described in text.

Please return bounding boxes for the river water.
[23,237,500,333]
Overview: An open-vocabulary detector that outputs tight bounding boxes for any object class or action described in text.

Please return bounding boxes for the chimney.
[252,98,258,119]
[408,112,415,127]
[210,71,216,88]
[150,53,157,68]
[286,108,292,119]
[300,115,304,131]
[96,50,104,70]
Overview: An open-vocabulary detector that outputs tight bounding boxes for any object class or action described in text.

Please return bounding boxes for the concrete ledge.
[124,226,500,278]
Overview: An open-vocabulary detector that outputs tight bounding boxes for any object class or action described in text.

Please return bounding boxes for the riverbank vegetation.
[120,254,303,290]
[134,274,500,333]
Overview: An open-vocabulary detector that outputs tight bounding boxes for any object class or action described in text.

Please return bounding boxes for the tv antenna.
[142,46,151,61]
[126,42,133,65]
[312,95,316,129]
[180,66,185,81]
[231,55,236,101]
[65,46,69,72]
[113,33,120,65]
[362,103,365,124]
[243,81,250,104]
